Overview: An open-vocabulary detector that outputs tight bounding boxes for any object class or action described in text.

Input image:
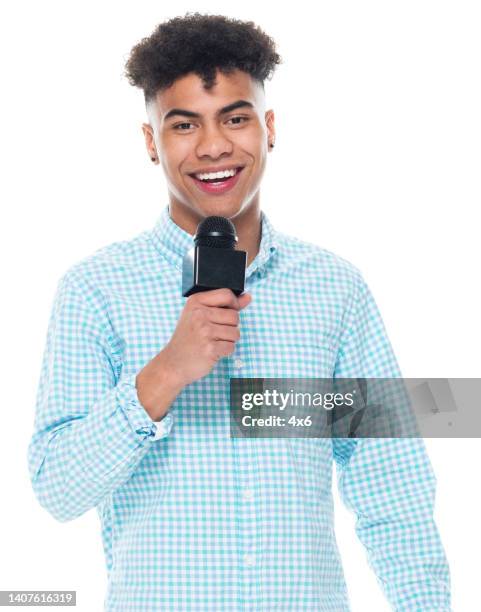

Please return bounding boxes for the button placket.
[243,488,254,501]
[230,302,261,606]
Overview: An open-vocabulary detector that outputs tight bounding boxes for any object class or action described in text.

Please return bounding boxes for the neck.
[169,200,262,267]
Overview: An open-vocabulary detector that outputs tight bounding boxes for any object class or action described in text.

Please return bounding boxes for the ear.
[142,123,158,163]
[265,109,276,149]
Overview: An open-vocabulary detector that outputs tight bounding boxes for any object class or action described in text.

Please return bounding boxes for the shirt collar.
[149,204,279,278]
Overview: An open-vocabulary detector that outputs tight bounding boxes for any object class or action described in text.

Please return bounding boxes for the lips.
[188,167,245,195]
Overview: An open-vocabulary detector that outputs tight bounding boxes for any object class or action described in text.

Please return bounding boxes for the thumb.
[238,292,252,309]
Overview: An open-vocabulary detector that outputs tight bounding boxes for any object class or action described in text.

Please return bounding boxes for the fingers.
[189,288,252,310]
[211,340,236,360]
[208,307,240,326]
[208,323,241,343]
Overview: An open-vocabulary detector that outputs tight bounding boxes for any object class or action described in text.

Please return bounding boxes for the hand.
[163,288,252,387]
[136,288,252,420]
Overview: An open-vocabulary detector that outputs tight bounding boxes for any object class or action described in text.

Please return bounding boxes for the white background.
[1,1,480,610]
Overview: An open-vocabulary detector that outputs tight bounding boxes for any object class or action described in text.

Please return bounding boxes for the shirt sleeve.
[27,270,174,523]
[332,270,452,611]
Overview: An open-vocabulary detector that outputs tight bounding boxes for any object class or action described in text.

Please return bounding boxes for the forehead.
[152,69,264,119]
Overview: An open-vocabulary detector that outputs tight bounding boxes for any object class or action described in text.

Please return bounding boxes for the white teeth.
[195,168,238,181]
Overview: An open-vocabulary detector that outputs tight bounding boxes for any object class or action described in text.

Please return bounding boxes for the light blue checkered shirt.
[28,205,451,611]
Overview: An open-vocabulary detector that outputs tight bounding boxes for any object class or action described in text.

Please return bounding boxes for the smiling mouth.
[188,167,245,194]
[189,166,244,181]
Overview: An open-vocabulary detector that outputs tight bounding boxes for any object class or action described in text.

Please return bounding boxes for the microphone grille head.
[194,216,238,249]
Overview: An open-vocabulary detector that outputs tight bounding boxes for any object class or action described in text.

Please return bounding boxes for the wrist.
[135,349,184,421]
[155,346,186,392]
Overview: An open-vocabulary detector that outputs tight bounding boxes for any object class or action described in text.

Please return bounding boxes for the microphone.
[182,216,247,297]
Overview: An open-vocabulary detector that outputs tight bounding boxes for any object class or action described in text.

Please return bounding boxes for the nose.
[195,123,233,159]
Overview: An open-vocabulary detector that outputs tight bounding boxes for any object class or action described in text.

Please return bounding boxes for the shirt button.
[234,358,243,370]
[243,488,254,501]
[243,554,256,567]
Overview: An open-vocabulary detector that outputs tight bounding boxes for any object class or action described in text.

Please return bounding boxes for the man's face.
[142,69,275,224]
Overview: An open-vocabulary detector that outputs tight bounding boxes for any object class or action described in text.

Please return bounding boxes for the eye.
[173,122,195,131]
[227,116,249,126]
[172,116,250,131]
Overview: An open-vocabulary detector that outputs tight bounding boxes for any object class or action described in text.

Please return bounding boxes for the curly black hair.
[125,12,282,102]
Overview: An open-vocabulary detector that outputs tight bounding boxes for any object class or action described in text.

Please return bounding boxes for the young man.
[28,13,451,612]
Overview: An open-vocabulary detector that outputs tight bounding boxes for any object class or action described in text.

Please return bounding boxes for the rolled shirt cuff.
[118,373,174,441]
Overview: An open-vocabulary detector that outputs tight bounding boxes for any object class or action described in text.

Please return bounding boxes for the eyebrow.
[163,99,254,122]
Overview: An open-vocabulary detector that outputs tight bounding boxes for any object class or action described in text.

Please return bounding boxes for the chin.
[196,199,245,219]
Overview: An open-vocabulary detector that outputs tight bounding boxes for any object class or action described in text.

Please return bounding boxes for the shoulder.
[56,227,158,296]
[274,228,366,293]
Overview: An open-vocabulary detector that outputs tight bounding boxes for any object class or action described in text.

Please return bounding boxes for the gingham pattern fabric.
[28,205,451,611]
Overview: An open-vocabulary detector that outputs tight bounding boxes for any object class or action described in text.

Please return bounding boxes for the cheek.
[237,144,266,174]
[159,157,174,180]
[234,121,264,148]
[160,134,189,168]
[161,155,188,183]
